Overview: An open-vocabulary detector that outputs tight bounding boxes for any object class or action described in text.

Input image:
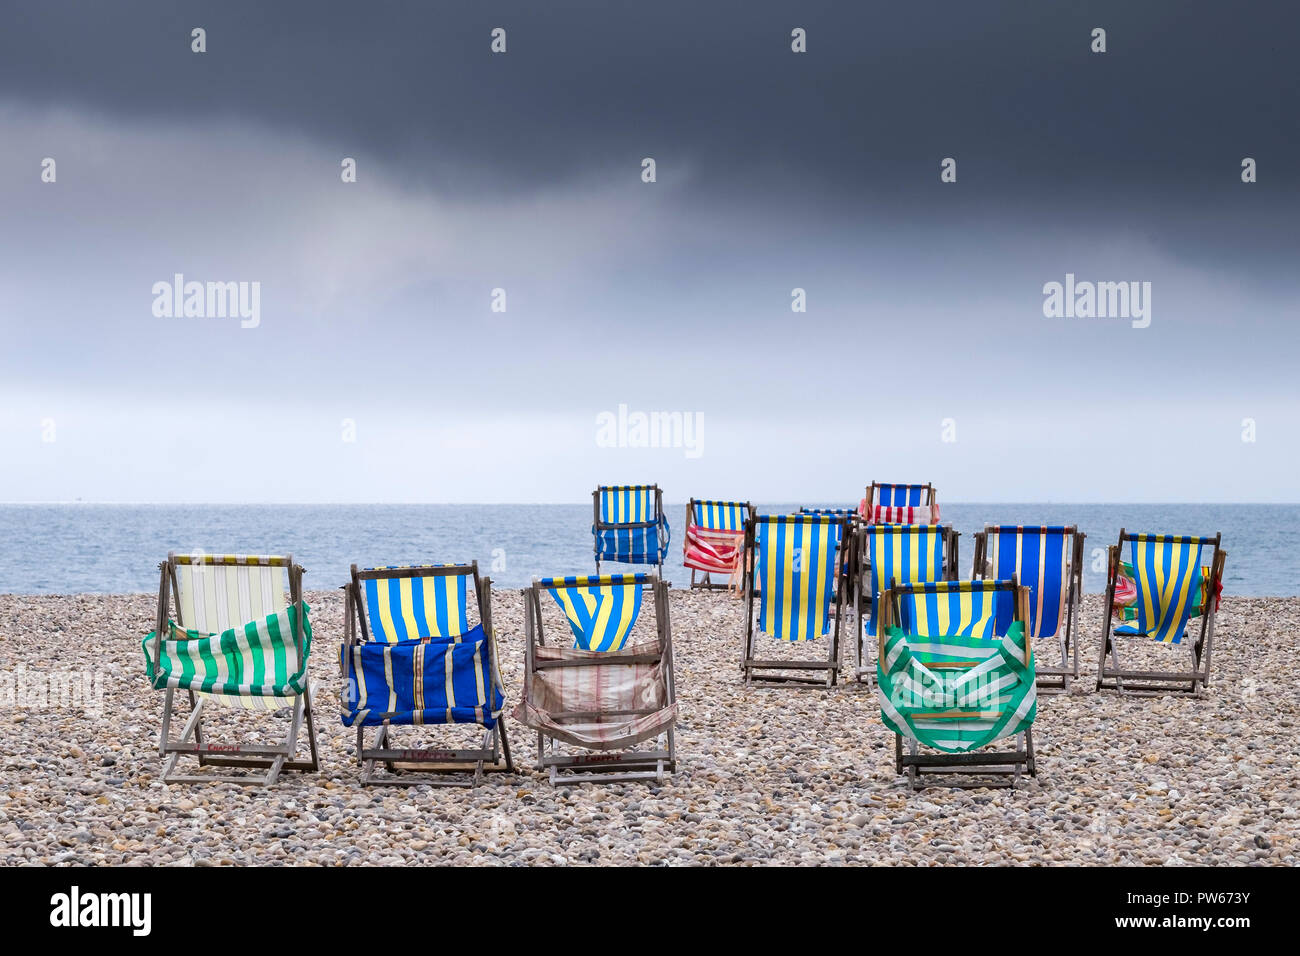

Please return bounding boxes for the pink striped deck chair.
[683,498,752,590]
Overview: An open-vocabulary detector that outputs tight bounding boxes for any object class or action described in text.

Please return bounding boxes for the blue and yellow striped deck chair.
[855,523,957,682]
[593,484,671,572]
[877,578,1036,789]
[975,525,1086,693]
[149,552,319,786]
[1097,531,1226,697]
[684,498,753,589]
[741,513,850,688]
[341,562,512,786]
[798,507,856,597]
[516,574,677,784]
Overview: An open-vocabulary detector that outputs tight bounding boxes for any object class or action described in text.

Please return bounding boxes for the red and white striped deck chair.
[858,481,940,526]
[683,498,752,590]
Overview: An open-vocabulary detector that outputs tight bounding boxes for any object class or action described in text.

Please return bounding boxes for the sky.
[1,1,1297,503]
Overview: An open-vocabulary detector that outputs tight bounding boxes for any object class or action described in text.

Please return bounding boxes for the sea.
[0,503,1295,596]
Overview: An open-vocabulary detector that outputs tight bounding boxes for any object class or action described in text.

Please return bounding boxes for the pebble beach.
[1,589,1296,866]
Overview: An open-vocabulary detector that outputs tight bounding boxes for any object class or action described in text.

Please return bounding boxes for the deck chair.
[859,481,939,526]
[741,513,849,688]
[144,552,319,786]
[515,573,677,784]
[854,523,957,683]
[341,563,512,786]
[877,579,1037,789]
[1096,531,1227,697]
[684,498,752,590]
[593,484,670,573]
[973,525,1085,693]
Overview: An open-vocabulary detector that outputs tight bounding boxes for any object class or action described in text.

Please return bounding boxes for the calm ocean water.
[0,503,1294,596]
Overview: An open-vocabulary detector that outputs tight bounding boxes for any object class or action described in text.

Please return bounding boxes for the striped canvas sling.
[877,621,1036,753]
[897,581,1016,641]
[755,516,839,642]
[543,574,647,652]
[143,603,312,701]
[1114,535,1205,644]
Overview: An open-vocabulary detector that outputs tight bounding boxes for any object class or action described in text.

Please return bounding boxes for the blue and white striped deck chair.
[861,481,939,526]
[855,523,955,682]
[869,482,933,508]
[341,562,512,786]
[741,514,849,688]
[593,484,671,572]
[517,574,677,784]
[976,525,1085,692]
[1098,531,1226,697]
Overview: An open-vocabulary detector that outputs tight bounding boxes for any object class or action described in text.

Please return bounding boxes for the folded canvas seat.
[515,641,676,750]
[861,503,939,525]
[876,579,1037,789]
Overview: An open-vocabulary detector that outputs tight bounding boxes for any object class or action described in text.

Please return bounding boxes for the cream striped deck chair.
[515,573,677,785]
[147,552,319,786]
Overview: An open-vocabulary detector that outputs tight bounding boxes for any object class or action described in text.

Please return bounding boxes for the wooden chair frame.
[342,562,513,787]
[1096,530,1227,698]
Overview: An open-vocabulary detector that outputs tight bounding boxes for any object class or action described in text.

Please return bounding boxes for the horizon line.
[2,500,1297,507]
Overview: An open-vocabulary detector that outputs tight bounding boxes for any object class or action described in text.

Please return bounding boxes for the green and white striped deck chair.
[877,579,1037,789]
[145,552,319,785]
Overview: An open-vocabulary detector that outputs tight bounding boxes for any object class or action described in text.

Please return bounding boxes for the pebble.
[0,590,1293,865]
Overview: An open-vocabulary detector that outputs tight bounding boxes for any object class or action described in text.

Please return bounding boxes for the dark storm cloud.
[2,2,1298,503]
[4,1,1298,200]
